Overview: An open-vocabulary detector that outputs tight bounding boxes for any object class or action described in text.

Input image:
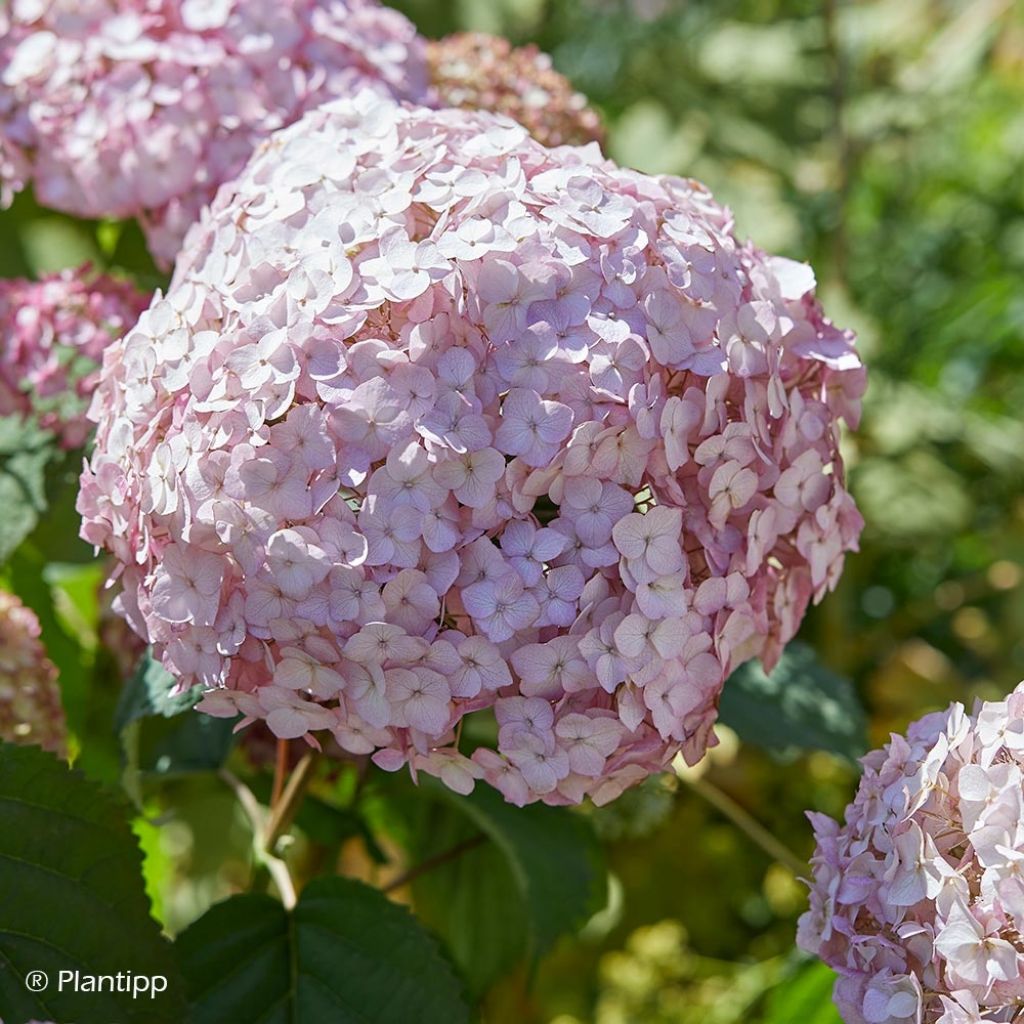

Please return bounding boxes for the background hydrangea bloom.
[0,265,149,448]
[0,0,428,267]
[79,93,863,806]
[427,32,603,148]
[799,686,1024,1024]
[0,591,66,755]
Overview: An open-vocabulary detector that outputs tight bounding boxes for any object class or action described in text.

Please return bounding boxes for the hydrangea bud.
[427,32,602,148]
[80,93,863,806]
[0,591,66,755]
[799,687,1024,1024]
[0,266,149,448]
[0,0,428,266]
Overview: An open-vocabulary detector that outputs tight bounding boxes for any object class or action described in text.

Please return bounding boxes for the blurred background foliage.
[2,0,1024,1020]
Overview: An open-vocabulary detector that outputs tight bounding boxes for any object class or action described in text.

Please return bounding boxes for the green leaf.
[762,960,841,1024]
[0,416,57,565]
[719,643,867,762]
[24,451,98,565]
[0,743,186,1024]
[411,805,528,996]
[122,713,237,788]
[422,782,607,974]
[175,876,471,1024]
[116,650,203,732]
[117,651,235,794]
[20,215,100,275]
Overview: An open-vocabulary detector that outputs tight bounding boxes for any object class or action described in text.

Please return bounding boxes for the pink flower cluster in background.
[79,93,863,805]
[0,591,66,755]
[0,0,428,267]
[427,32,602,149]
[799,687,1024,1024]
[0,266,148,448]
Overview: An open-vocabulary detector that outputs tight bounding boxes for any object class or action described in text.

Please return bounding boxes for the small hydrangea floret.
[80,94,863,805]
[0,0,428,266]
[800,687,1024,1024]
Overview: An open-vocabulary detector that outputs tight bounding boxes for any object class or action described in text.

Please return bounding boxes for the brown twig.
[271,737,289,810]
[382,834,487,894]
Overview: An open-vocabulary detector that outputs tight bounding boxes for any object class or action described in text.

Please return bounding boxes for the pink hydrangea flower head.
[799,686,1024,1024]
[0,591,67,755]
[0,0,429,266]
[426,32,603,149]
[80,93,863,806]
[0,266,149,448]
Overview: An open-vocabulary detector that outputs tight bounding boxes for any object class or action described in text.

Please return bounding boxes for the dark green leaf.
[117,651,235,789]
[719,643,867,762]
[411,805,528,996]
[123,712,237,782]
[0,416,57,565]
[427,782,607,965]
[176,876,471,1024]
[116,649,203,732]
[0,743,186,1024]
[23,451,98,565]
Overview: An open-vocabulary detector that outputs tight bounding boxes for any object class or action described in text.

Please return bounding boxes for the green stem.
[220,768,297,909]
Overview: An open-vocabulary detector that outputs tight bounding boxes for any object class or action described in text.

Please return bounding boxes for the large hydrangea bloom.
[0,0,428,266]
[799,687,1024,1024]
[0,266,149,448]
[427,32,602,149]
[79,93,863,806]
[0,591,66,755]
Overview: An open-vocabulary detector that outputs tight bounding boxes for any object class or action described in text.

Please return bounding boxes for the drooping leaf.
[0,743,186,1024]
[411,804,529,996]
[719,643,868,762]
[424,782,607,968]
[175,876,471,1024]
[0,416,57,565]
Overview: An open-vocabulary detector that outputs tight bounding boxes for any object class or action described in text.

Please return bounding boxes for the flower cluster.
[80,93,863,806]
[0,266,149,448]
[0,0,428,267]
[0,591,66,755]
[799,687,1024,1024]
[426,32,602,149]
